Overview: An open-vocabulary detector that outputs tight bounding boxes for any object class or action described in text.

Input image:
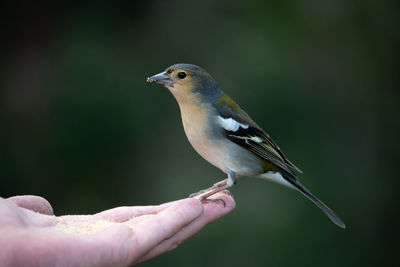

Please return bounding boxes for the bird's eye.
[177,72,187,79]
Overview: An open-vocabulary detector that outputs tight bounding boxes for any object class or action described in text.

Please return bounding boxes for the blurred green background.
[1,0,399,266]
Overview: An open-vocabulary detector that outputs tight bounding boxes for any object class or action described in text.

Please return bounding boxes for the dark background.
[1,1,399,266]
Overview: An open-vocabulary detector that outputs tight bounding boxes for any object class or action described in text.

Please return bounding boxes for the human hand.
[0,193,235,266]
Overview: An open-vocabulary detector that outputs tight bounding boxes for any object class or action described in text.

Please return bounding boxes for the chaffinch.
[147,63,345,228]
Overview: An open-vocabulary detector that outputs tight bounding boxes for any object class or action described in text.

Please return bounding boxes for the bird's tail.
[282,173,346,229]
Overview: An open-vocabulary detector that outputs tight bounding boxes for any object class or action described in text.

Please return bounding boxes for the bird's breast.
[179,103,228,173]
[178,103,263,176]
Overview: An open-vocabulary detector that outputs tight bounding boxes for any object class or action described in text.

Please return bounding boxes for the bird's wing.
[213,94,302,176]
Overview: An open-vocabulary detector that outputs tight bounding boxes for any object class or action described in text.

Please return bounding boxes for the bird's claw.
[199,197,226,207]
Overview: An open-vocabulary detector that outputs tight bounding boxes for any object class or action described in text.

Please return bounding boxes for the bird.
[146,63,345,228]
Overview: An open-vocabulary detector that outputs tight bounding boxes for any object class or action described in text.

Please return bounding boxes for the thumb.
[7,195,54,215]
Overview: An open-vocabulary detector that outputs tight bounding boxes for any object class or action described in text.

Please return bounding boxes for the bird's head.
[147,63,223,104]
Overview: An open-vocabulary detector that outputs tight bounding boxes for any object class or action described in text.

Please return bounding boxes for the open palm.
[0,193,235,266]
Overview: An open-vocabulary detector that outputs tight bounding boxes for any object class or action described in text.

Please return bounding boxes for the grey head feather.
[166,63,224,102]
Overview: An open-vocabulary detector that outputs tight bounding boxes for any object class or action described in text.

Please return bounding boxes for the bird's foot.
[199,196,226,207]
[189,189,208,198]
[188,178,228,198]
[190,185,232,208]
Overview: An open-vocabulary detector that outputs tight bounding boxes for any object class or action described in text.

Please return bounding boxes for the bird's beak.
[146,72,174,87]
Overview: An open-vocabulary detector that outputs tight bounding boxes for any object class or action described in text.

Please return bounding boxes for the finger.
[126,198,203,262]
[7,195,53,215]
[136,191,235,263]
[95,198,190,222]
[95,206,166,222]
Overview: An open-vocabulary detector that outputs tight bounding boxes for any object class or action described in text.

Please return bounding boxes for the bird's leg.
[213,178,230,187]
[190,170,237,206]
[188,179,228,198]
[199,170,236,201]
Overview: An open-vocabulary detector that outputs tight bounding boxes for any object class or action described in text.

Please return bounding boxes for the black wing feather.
[213,96,302,175]
[223,126,298,176]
